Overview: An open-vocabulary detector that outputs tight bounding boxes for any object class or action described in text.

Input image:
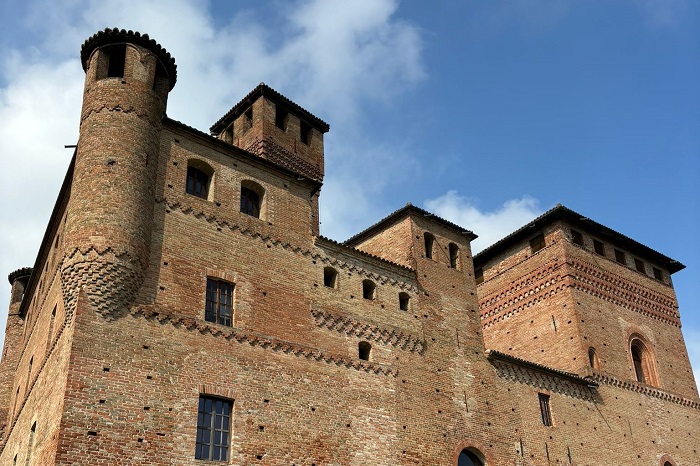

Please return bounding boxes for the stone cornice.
[590,373,700,409]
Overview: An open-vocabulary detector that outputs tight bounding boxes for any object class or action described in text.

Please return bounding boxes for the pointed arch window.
[630,337,659,387]
[458,449,485,466]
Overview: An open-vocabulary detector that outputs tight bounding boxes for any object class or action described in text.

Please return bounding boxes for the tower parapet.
[61,28,177,317]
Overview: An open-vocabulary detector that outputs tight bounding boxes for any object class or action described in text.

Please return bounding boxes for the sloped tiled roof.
[344,203,477,247]
[81,28,177,90]
[486,349,598,387]
[473,204,685,274]
[210,83,330,134]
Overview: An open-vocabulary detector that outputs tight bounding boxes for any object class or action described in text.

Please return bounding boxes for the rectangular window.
[538,393,552,427]
[206,279,233,326]
[275,105,288,130]
[571,229,583,246]
[530,234,545,253]
[614,249,626,264]
[653,267,663,281]
[195,396,231,461]
[634,258,646,274]
[300,121,312,145]
[593,239,605,256]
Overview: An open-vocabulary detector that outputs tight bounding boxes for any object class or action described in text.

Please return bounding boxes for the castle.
[1,28,698,465]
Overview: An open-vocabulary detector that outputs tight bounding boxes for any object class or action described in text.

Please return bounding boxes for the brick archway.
[451,440,493,465]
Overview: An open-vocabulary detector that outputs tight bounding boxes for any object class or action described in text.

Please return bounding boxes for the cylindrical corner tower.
[61,28,177,317]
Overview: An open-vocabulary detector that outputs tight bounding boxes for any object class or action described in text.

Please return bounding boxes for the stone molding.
[590,373,700,409]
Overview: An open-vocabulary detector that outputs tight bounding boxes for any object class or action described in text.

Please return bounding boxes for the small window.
[358,341,372,361]
[588,347,601,370]
[530,233,545,253]
[205,279,233,326]
[300,121,312,145]
[424,233,435,259]
[630,337,659,386]
[195,396,232,461]
[571,229,583,246]
[634,258,646,274]
[97,44,126,79]
[474,268,484,285]
[593,239,605,256]
[614,249,626,264]
[362,280,376,300]
[449,243,460,269]
[458,449,484,466]
[186,165,211,200]
[244,107,253,123]
[240,181,264,218]
[323,267,337,288]
[538,393,552,426]
[398,292,410,311]
[653,267,663,281]
[275,105,288,130]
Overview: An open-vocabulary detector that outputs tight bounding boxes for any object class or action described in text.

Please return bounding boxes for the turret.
[0,268,32,432]
[61,28,177,317]
[210,84,329,235]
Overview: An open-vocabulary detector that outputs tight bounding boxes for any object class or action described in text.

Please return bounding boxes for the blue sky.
[0,0,698,388]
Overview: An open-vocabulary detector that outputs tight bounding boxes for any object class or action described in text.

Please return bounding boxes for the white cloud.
[424,191,544,253]
[0,0,426,349]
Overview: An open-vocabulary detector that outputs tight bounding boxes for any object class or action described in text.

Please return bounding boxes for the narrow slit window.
[323,267,337,288]
[205,279,233,326]
[362,280,376,300]
[530,233,545,253]
[358,341,372,361]
[593,239,605,256]
[449,243,460,269]
[275,105,288,130]
[588,347,600,370]
[398,292,410,311]
[571,229,583,246]
[300,121,312,145]
[424,233,435,259]
[538,393,552,426]
[614,249,626,264]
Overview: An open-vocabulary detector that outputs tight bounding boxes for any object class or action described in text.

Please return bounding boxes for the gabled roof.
[344,203,477,247]
[474,204,685,274]
[210,83,330,135]
[81,28,177,90]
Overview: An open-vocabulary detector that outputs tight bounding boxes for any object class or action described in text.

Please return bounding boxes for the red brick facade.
[1,28,698,465]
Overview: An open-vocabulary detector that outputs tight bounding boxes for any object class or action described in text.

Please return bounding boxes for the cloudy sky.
[0,1,698,387]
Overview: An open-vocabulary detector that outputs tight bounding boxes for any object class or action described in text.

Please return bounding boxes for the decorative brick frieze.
[311,309,425,353]
[590,373,700,409]
[246,138,323,181]
[131,305,397,377]
[568,259,680,325]
[60,246,143,319]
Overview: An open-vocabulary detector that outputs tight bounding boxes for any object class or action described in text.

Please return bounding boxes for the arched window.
[240,180,265,218]
[358,341,372,361]
[449,243,460,269]
[362,280,376,300]
[424,233,435,259]
[458,449,484,466]
[630,337,659,386]
[323,267,338,288]
[398,292,410,311]
[588,347,601,370]
[186,160,213,200]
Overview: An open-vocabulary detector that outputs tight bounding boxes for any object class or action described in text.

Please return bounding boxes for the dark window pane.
[196,395,232,461]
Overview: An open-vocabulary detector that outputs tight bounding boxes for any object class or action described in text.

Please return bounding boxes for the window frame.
[205,278,234,327]
[195,395,232,461]
[186,165,212,200]
[538,393,552,427]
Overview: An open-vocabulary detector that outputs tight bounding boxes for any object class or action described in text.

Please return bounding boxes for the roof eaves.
[210,83,330,134]
[486,349,598,387]
[344,203,477,247]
